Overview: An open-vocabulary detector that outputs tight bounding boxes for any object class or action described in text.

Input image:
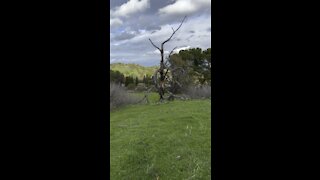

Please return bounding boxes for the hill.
[110,63,158,79]
[110,99,211,179]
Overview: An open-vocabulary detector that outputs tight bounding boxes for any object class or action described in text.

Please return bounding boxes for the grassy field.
[110,99,211,179]
[129,92,160,103]
[110,63,158,79]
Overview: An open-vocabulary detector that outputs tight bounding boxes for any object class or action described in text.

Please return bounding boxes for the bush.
[110,83,139,110]
[135,85,147,92]
[126,83,136,90]
[184,85,211,99]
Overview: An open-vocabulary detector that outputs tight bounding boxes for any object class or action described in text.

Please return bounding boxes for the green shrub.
[126,83,136,90]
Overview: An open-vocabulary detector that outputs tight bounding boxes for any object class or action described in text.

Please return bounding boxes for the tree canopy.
[168,47,211,93]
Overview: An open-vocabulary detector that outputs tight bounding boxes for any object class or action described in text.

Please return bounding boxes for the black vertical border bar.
[212,0,225,179]
[95,0,109,179]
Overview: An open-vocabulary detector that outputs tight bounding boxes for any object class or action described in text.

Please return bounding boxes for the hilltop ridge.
[110,63,158,79]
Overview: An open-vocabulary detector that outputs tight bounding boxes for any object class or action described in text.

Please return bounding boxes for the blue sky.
[110,0,211,66]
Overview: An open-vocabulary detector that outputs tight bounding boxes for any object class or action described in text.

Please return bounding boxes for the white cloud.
[111,0,150,18]
[110,1,211,66]
[173,46,191,54]
[159,0,210,16]
[110,18,123,27]
[153,50,169,54]
[110,15,211,66]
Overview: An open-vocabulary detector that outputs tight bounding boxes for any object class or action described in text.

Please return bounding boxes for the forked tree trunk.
[159,49,165,100]
[149,16,186,101]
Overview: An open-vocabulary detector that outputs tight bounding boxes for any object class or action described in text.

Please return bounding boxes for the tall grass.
[110,83,139,110]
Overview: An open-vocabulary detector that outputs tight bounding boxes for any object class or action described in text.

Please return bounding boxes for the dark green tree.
[125,76,134,87]
[168,47,212,89]
[110,70,125,84]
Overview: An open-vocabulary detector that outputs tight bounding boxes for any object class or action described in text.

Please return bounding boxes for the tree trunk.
[148,16,186,101]
[159,50,165,100]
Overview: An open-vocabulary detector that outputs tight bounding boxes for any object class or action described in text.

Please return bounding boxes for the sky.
[110,0,211,67]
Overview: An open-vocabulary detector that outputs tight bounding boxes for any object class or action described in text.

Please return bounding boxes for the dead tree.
[149,16,186,101]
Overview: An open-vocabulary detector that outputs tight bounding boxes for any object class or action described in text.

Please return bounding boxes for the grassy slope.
[110,63,158,79]
[110,99,211,179]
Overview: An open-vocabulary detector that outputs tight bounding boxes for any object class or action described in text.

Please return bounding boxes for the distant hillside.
[110,63,158,79]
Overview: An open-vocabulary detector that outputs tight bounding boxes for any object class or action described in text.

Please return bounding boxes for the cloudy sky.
[110,0,211,66]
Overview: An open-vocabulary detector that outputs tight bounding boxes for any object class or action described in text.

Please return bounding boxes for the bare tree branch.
[163,46,177,68]
[148,38,161,51]
[169,46,177,57]
[164,67,170,78]
[161,16,186,48]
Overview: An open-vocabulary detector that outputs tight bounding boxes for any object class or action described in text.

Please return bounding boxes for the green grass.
[110,63,158,79]
[129,92,160,104]
[110,99,211,179]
